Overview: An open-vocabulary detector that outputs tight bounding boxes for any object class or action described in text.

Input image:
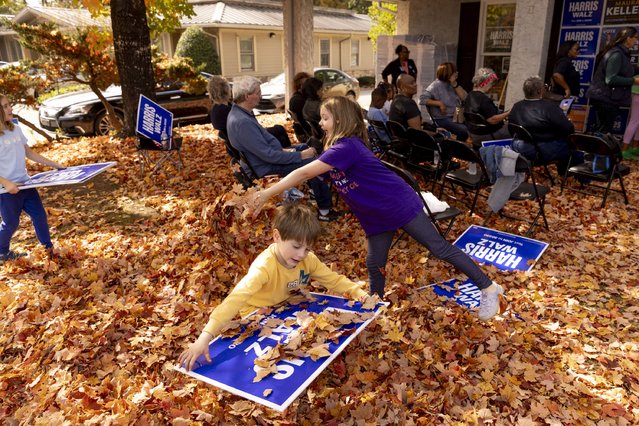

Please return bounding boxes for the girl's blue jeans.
[0,188,52,255]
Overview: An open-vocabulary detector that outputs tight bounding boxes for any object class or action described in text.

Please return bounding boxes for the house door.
[457,2,480,91]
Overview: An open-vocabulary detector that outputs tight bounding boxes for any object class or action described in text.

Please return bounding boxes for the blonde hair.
[0,94,15,135]
[273,203,321,245]
[320,96,368,149]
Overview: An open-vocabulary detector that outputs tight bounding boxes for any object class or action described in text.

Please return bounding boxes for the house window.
[320,39,330,67]
[239,36,255,71]
[350,39,360,67]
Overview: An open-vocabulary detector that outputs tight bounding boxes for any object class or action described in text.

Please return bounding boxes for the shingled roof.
[13,6,111,27]
[184,0,371,33]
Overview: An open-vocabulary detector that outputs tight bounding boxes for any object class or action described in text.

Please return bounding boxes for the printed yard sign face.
[418,279,482,309]
[176,293,386,412]
[453,225,548,272]
[136,95,172,143]
[481,138,512,147]
[0,162,117,194]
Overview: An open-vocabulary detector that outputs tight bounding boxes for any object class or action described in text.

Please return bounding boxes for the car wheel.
[346,91,356,100]
[94,110,123,136]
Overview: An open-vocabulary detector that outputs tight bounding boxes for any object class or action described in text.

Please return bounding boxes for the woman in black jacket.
[586,27,639,133]
[551,40,581,99]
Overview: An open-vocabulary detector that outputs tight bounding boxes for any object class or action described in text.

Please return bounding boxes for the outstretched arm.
[24,146,64,169]
[252,159,333,213]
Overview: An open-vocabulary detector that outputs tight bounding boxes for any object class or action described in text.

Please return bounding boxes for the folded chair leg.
[619,175,629,204]
[390,230,406,250]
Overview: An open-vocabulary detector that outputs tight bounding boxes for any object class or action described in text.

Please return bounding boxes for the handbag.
[453,106,465,123]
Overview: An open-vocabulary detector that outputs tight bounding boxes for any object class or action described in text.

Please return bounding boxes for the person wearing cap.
[464,67,511,148]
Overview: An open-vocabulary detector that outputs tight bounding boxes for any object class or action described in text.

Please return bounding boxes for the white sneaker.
[478,282,505,320]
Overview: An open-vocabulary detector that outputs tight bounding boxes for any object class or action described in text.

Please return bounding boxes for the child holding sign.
[179,203,368,371]
[0,94,65,262]
[252,96,505,320]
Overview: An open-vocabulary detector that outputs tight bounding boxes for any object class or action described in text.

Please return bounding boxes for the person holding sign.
[178,203,368,371]
[0,94,64,262]
[252,96,505,321]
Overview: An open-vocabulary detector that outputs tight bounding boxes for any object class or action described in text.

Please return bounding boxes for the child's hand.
[249,191,267,218]
[178,332,213,371]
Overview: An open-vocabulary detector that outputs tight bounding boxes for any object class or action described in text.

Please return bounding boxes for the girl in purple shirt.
[254,96,504,320]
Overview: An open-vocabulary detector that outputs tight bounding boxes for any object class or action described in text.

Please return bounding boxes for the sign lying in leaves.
[0,162,117,194]
[453,225,548,272]
[420,279,483,309]
[176,292,386,412]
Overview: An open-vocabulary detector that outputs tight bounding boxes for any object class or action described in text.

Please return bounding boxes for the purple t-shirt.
[318,136,422,236]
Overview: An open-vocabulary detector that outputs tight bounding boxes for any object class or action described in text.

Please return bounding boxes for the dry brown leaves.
[1,114,639,425]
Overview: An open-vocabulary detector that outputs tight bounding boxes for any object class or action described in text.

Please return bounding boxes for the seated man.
[227,76,338,221]
[388,74,422,130]
[508,76,576,174]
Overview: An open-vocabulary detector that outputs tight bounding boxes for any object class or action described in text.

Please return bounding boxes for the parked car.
[256,67,360,114]
[39,78,212,137]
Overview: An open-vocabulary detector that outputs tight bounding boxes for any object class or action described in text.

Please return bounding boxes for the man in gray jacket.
[227,76,337,221]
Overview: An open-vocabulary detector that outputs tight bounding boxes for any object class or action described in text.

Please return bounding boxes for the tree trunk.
[16,115,54,142]
[110,0,156,137]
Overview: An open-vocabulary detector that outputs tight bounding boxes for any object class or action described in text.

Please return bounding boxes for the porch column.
[505,0,554,108]
[283,0,314,108]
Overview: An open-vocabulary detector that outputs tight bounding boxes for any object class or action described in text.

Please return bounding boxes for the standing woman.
[586,26,639,133]
[420,62,469,141]
[0,94,64,262]
[551,40,581,99]
[382,44,418,88]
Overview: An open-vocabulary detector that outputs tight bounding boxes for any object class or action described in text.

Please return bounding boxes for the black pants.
[589,100,619,134]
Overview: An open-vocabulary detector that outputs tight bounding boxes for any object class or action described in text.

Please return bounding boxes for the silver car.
[256,67,360,114]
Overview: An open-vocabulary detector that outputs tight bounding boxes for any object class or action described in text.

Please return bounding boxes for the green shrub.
[357,76,375,88]
[174,27,221,74]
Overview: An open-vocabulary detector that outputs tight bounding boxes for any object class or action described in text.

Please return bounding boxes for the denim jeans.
[0,188,52,254]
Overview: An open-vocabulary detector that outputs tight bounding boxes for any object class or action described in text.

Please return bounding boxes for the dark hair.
[596,26,638,66]
[274,203,321,245]
[370,86,387,106]
[301,77,323,101]
[557,40,579,58]
[436,62,457,82]
[395,44,408,55]
[293,71,311,92]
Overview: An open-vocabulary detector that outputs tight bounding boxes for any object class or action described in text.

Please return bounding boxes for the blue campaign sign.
[559,27,599,56]
[481,138,512,148]
[176,293,386,412]
[572,57,595,85]
[418,279,481,309]
[136,95,172,143]
[0,162,117,194]
[562,0,603,26]
[453,225,548,272]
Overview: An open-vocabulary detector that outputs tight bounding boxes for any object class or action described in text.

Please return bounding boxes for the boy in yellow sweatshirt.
[178,203,368,371]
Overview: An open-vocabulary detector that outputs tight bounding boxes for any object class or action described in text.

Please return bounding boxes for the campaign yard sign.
[418,279,482,309]
[136,95,172,144]
[481,138,512,148]
[0,162,117,194]
[453,225,548,272]
[176,293,386,412]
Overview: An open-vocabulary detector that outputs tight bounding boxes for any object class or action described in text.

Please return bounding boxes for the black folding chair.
[440,138,491,215]
[483,155,550,237]
[464,111,497,140]
[368,119,391,153]
[561,133,630,208]
[288,109,311,144]
[508,122,557,185]
[383,120,412,168]
[405,128,447,192]
[382,160,461,248]
[217,134,255,188]
[136,135,183,177]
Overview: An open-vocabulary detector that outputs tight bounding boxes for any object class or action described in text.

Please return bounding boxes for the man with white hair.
[227,76,338,221]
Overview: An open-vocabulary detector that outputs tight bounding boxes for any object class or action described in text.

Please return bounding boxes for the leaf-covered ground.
[1,115,638,425]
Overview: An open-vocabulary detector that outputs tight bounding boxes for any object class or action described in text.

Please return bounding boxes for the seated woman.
[509,76,578,174]
[208,75,233,142]
[464,68,511,147]
[420,62,469,141]
[288,71,311,134]
[301,77,324,136]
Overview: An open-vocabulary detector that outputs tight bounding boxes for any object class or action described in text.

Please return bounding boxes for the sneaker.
[318,209,343,222]
[0,251,28,262]
[478,282,505,320]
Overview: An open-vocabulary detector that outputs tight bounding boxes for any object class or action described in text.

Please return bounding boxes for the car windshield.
[268,73,285,84]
